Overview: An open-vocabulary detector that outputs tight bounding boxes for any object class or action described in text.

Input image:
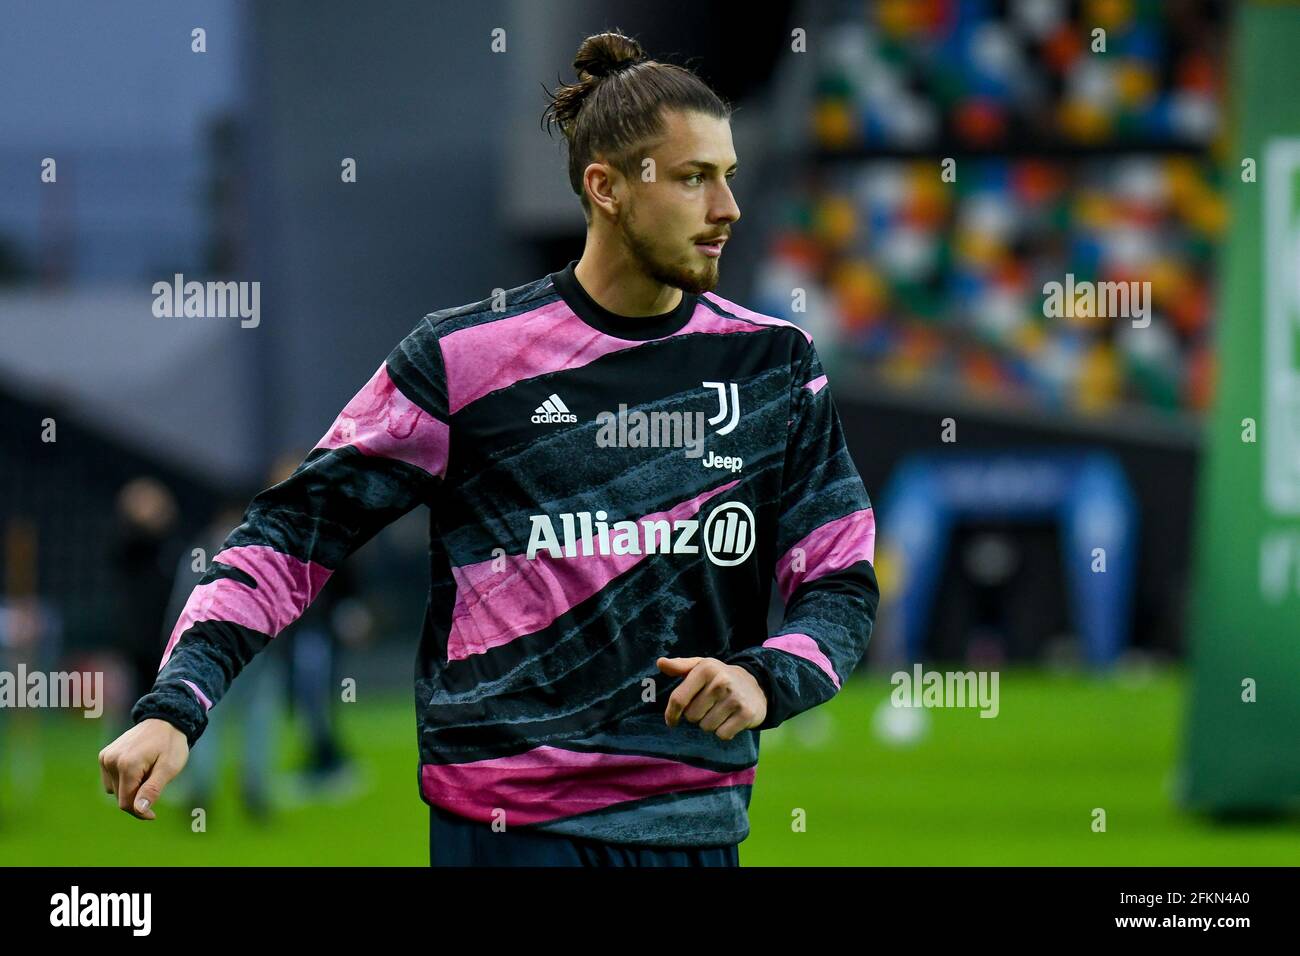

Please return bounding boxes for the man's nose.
[711,183,741,225]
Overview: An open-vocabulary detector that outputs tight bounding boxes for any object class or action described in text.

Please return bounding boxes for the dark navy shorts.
[428,804,740,867]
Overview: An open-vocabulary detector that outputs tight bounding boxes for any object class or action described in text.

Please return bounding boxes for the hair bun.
[573,31,645,80]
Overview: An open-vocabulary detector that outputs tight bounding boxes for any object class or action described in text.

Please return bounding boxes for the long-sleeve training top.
[133,259,879,847]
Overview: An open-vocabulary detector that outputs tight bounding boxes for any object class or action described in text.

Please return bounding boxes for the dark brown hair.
[542,30,731,219]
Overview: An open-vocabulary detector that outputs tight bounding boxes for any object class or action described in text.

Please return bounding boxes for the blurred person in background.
[163,498,284,823]
[109,477,182,724]
[270,450,374,801]
[0,594,62,813]
[164,450,375,820]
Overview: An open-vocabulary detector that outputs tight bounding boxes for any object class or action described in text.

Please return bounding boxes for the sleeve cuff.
[131,690,206,750]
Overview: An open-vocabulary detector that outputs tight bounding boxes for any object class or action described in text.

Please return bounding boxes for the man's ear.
[584,159,621,218]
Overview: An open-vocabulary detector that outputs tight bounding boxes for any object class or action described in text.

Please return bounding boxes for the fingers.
[661,660,761,739]
[99,731,177,820]
[664,660,716,727]
[683,672,730,724]
[116,762,146,816]
[698,695,739,733]
[656,656,701,676]
[715,711,751,741]
[98,749,115,795]
[133,761,178,821]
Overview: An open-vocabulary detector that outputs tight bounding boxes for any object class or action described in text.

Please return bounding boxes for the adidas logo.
[531,393,578,424]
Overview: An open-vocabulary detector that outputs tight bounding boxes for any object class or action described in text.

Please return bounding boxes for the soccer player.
[98,30,880,867]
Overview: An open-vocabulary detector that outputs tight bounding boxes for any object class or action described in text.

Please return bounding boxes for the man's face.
[613,109,741,295]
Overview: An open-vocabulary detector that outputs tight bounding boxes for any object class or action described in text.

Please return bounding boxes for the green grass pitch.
[2,667,1297,865]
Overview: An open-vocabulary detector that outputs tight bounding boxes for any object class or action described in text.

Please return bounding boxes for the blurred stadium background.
[2,0,1299,865]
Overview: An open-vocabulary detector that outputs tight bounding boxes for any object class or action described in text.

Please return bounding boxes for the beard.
[621,207,720,296]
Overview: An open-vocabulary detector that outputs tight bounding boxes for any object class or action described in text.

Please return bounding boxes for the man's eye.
[684,172,736,185]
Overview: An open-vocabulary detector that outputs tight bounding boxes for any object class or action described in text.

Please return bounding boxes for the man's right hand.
[98,718,190,820]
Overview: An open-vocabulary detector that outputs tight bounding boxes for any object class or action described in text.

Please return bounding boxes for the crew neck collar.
[551,259,698,341]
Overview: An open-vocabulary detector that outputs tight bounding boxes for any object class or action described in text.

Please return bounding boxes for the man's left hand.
[657,657,767,741]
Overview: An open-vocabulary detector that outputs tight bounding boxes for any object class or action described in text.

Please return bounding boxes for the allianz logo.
[593,381,743,473]
[526,501,756,567]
